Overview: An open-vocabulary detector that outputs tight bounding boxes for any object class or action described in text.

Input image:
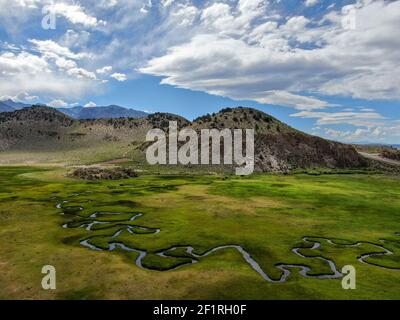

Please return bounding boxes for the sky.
[0,0,399,144]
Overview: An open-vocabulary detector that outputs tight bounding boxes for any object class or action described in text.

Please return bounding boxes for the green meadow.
[0,166,399,299]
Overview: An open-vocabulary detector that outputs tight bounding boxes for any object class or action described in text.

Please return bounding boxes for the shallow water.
[57,197,399,283]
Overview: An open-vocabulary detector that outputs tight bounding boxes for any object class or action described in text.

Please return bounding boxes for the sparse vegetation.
[381,148,400,161]
[68,167,138,180]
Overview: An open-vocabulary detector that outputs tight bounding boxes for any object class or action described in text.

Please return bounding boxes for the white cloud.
[27,39,97,82]
[47,3,104,27]
[96,66,113,74]
[84,101,97,108]
[60,30,91,49]
[29,39,89,60]
[0,51,49,76]
[162,0,175,8]
[140,0,400,105]
[54,57,77,70]
[66,67,97,80]
[0,0,42,9]
[305,0,319,7]
[15,91,38,101]
[111,72,127,81]
[291,110,386,128]
[0,91,38,102]
[322,124,400,143]
[305,108,400,143]
[48,99,68,108]
[256,91,334,110]
[0,48,97,99]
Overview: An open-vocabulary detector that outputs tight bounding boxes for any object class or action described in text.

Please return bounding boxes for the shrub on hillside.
[380,149,400,161]
[68,167,138,180]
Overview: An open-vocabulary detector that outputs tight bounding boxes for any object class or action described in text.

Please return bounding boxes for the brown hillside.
[0,106,366,171]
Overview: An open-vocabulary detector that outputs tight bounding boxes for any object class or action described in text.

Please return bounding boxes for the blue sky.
[0,0,399,144]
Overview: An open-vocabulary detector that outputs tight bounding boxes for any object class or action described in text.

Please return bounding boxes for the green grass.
[0,167,399,300]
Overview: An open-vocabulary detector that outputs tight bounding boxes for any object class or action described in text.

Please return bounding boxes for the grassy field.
[0,166,399,299]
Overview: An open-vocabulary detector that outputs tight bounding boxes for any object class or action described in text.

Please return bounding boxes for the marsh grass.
[0,167,399,299]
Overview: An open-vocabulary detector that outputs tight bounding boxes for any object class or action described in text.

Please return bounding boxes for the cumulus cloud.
[0,33,102,99]
[96,66,113,74]
[140,0,400,104]
[0,51,49,75]
[48,99,68,108]
[15,91,39,101]
[0,91,38,102]
[111,72,127,81]
[66,67,97,80]
[29,39,98,81]
[0,48,96,98]
[305,0,319,7]
[0,0,104,36]
[29,39,89,60]
[45,3,104,27]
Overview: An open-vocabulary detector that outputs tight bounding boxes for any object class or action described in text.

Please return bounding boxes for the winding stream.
[56,196,399,283]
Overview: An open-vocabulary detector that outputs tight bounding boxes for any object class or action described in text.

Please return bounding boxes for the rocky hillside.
[0,106,366,171]
[380,149,400,161]
[191,107,366,172]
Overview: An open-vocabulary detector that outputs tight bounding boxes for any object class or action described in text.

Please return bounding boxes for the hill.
[0,106,74,152]
[0,106,367,172]
[191,107,366,172]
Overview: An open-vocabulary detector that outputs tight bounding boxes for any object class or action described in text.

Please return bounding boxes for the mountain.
[0,105,367,172]
[0,100,149,120]
[0,99,31,112]
[0,102,14,113]
[57,105,148,119]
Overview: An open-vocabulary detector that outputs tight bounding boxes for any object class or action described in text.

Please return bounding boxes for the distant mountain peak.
[57,104,148,119]
[0,99,32,112]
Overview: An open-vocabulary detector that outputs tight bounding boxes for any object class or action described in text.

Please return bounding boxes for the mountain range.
[0,99,148,119]
[0,99,31,112]
[0,105,367,172]
[57,105,148,119]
